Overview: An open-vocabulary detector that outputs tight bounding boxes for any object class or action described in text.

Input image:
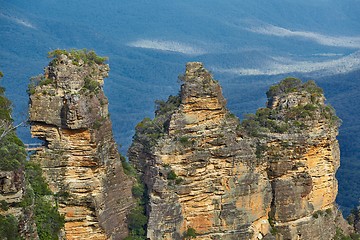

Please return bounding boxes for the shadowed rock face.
[29,53,134,240]
[129,63,345,240]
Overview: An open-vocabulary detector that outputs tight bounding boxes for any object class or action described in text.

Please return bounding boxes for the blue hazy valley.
[1,0,360,214]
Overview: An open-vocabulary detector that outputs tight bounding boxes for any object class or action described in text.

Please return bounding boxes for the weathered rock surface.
[262,80,342,239]
[129,62,273,240]
[29,52,135,240]
[129,63,346,239]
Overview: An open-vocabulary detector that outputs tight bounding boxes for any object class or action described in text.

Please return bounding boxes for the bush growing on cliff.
[334,227,360,240]
[126,206,147,238]
[0,214,22,240]
[242,77,339,135]
[322,104,341,127]
[27,75,54,95]
[155,95,181,116]
[48,49,108,65]
[0,200,9,211]
[132,183,145,199]
[132,95,181,151]
[167,170,177,180]
[83,76,100,93]
[266,77,302,98]
[241,109,289,136]
[183,227,197,239]
[121,156,137,176]
[25,161,64,240]
[266,77,323,98]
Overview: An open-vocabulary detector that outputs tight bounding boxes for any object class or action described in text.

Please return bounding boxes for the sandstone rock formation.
[129,62,273,240]
[29,50,135,240]
[260,78,342,239]
[129,63,345,240]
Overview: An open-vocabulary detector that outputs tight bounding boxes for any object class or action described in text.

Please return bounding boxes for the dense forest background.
[1,0,360,214]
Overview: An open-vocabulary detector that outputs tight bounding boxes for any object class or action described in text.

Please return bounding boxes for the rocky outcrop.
[129,62,273,240]
[260,78,342,239]
[29,50,135,240]
[129,63,346,239]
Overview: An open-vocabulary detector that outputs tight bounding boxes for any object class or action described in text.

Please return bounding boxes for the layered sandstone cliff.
[129,62,345,240]
[258,78,342,239]
[29,50,135,240]
[129,62,273,240]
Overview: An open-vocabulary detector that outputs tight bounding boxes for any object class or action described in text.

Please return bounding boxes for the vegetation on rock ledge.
[27,74,54,95]
[48,49,108,66]
[133,94,181,149]
[242,77,340,137]
[266,77,323,98]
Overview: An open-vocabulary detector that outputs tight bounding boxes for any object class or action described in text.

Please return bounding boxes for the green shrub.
[226,113,237,119]
[322,104,341,126]
[184,227,197,239]
[121,156,137,176]
[0,214,21,240]
[55,190,70,201]
[179,136,190,144]
[303,80,323,95]
[167,170,177,180]
[325,208,332,215]
[312,210,324,219]
[25,162,52,196]
[127,206,147,237]
[266,78,323,99]
[25,162,64,240]
[334,227,354,240]
[34,197,65,240]
[266,77,302,98]
[268,216,278,236]
[27,75,54,95]
[132,184,145,199]
[175,177,184,185]
[155,95,181,116]
[123,236,145,240]
[48,49,108,65]
[0,200,9,211]
[83,76,100,93]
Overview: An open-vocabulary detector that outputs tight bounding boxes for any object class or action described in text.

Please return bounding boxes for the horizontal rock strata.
[129,63,345,240]
[29,52,134,240]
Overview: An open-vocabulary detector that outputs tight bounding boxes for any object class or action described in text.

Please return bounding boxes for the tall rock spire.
[129,64,347,240]
[129,62,273,240]
[29,50,135,240]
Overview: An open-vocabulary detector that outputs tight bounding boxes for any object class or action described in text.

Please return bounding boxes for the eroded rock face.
[261,79,341,240]
[129,64,345,240]
[29,53,134,240]
[129,62,273,240]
